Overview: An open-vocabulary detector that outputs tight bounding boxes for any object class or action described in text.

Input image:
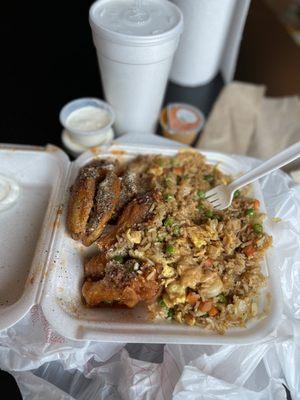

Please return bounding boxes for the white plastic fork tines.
[205,140,300,210]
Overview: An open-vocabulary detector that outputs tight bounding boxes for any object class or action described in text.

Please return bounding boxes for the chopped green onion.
[246,208,255,217]
[253,223,263,234]
[158,299,167,308]
[182,174,189,180]
[114,255,124,263]
[173,225,181,236]
[205,210,214,218]
[234,190,240,198]
[197,190,206,199]
[197,204,205,211]
[204,174,214,183]
[217,294,227,304]
[167,308,175,318]
[202,312,209,317]
[165,245,175,255]
[164,217,174,227]
[164,194,174,202]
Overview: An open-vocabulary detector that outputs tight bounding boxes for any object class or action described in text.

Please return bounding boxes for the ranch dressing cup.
[89,0,183,136]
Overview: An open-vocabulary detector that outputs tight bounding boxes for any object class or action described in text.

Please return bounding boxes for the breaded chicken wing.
[82,171,121,246]
[84,252,107,280]
[97,190,160,250]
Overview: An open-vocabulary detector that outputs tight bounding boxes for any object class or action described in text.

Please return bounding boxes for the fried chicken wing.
[82,280,123,306]
[114,171,139,216]
[84,252,107,280]
[67,160,117,240]
[82,274,159,308]
[126,155,150,175]
[97,190,160,250]
[67,163,102,240]
[82,171,121,246]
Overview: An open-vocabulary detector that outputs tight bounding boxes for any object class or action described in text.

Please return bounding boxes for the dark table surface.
[0,0,295,398]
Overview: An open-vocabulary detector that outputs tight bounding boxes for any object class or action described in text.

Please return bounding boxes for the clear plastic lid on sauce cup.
[160,103,205,145]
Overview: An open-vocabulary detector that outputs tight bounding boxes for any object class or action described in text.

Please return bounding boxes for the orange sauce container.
[160,103,205,145]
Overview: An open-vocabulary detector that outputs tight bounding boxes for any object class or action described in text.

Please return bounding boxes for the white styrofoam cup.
[89,0,183,136]
[170,0,236,87]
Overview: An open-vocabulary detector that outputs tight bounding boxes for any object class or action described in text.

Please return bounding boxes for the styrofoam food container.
[59,98,115,146]
[89,0,183,135]
[0,143,282,344]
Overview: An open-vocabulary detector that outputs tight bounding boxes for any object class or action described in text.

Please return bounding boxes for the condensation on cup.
[89,0,183,136]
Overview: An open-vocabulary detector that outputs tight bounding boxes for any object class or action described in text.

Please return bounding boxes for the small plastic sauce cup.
[59,98,115,147]
[160,103,205,145]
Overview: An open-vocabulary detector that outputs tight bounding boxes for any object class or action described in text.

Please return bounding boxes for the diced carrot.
[209,306,219,317]
[244,245,255,257]
[199,300,213,312]
[203,258,213,268]
[173,167,183,175]
[253,199,260,210]
[186,292,200,305]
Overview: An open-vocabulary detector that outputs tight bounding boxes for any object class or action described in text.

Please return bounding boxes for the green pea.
[234,190,240,198]
[197,190,206,199]
[217,294,227,304]
[166,245,175,255]
[164,217,174,227]
[173,225,181,236]
[114,256,124,263]
[253,223,263,234]
[165,194,174,202]
[167,308,175,318]
[204,174,214,183]
[205,210,214,218]
[246,208,255,217]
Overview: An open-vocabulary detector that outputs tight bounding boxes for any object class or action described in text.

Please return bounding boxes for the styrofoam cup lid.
[89,0,183,45]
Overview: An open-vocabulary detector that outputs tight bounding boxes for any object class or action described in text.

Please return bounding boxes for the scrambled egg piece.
[200,272,224,299]
[180,266,203,289]
[164,282,186,307]
[148,166,163,176]
[187,227,207,249]
[126,229,142,244]
[161,265,176,278]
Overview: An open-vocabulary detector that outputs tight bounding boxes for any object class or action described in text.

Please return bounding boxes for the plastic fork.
[205,141,300,210]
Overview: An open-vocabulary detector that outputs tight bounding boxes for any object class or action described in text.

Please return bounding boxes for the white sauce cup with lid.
[59,98,115,147]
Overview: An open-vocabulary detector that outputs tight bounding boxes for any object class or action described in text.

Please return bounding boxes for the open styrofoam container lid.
[0,144,70,330]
